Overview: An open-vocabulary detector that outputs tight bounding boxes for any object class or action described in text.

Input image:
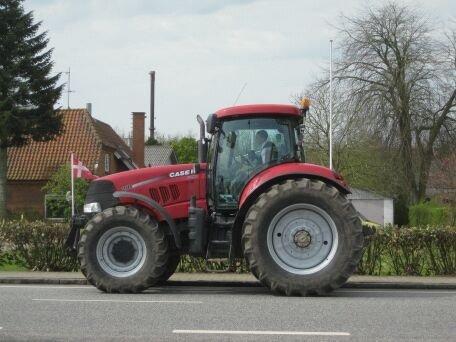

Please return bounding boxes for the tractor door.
[212,117,297,211]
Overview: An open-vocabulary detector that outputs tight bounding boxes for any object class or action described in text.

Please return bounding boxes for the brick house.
[6,106,145,216]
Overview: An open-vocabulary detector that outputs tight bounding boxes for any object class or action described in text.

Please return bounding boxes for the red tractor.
[69,102,365,295]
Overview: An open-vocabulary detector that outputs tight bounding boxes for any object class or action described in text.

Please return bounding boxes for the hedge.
[1,220,455,276]
[358,225,456,276]
[0,220,78,271]
[409,202,456,226]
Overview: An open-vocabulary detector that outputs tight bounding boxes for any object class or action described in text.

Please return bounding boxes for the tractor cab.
[198,104,306,212]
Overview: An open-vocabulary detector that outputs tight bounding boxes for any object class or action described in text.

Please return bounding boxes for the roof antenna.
[233,82,247,106]
[63,67,75,109]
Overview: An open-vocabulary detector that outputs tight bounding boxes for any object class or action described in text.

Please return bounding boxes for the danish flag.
[71,154,97,181]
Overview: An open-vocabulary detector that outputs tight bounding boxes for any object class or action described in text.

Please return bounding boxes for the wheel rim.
[96,226,147,278]
[266,203,338,275]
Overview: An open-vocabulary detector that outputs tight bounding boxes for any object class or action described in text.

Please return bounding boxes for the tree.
[42,164,89,219]
[294,79,366,172]
[294,80,398,197]
[169,136,198,164]
[335,3,456,203]
[145,136,161,146]
[0,0,63,217]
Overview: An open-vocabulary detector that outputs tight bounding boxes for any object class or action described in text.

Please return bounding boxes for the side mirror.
[226,131,237,149]
[206,114,217,134]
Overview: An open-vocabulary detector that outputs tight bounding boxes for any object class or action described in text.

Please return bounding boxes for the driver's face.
[255,133,266,147]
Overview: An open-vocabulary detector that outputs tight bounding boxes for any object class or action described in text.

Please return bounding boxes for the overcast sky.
[26,0,455,138]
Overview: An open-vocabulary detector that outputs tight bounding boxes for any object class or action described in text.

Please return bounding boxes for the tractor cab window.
[215,117,296,209]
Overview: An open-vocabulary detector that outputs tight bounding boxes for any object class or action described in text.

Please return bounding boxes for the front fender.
[113,191,181,249]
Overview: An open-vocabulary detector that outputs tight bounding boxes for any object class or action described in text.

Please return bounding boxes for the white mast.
[71,153,75,216]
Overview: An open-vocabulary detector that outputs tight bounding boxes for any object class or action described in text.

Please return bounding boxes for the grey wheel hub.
[267,203,338,275]
[96,226,147,278]
[293,229,312,248]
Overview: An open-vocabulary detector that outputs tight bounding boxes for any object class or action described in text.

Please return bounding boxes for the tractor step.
[206,237,231,259]
[212,214,235,227]
[206,213,233,259]
[210,240,230,244]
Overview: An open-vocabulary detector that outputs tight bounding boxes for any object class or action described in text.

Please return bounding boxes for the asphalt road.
[0,284,455,341]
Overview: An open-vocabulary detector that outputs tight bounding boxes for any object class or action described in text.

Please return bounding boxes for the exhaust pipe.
[196,115,207,163]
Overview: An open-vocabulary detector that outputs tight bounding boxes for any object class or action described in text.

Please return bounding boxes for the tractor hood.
[98,163,199,191]
[85,163,206,215]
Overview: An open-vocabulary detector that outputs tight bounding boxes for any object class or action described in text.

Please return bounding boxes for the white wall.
[350,199,394,225]
[383,199,394,225]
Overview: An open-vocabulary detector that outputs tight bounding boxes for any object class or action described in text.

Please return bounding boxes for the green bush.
[168,136,198,163]
[357,225,456,276]
[409,202,456,226]
[42,163,90,220]
[0,219,78,271]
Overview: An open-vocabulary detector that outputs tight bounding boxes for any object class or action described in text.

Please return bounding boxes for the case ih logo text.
[169,168,195,178]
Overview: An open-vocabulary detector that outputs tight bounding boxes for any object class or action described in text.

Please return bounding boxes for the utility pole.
[149,71,155,141]
[63,68,74,109]
[329,40,333,170]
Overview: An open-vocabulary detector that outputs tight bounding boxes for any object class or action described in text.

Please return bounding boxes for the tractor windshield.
[214,117,297,209]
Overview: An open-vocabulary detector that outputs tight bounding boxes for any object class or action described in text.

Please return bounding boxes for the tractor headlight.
[83,202,102,213]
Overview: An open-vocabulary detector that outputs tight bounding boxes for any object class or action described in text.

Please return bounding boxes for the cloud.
[32,0,265,21]
[25,0,456,137]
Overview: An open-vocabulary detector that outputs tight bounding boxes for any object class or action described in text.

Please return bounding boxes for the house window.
[104,153,110,173]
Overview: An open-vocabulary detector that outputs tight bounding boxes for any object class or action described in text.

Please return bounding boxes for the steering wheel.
[234,154,254,167]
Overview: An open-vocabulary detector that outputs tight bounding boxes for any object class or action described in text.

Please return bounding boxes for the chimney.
[149,71,155,141]
[132,112,145,168]
[86,103,92,116]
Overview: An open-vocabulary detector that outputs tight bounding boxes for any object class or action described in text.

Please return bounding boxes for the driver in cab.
[253,130,277,165]
[228,129,278,198]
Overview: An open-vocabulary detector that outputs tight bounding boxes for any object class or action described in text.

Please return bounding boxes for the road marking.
[0,285,90,289]
[338,289,456,294]
[172,330,350,336]
[32,298,202,304]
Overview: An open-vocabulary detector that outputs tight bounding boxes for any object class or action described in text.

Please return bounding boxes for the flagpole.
[71,153,75,216]
[329,39,333,170]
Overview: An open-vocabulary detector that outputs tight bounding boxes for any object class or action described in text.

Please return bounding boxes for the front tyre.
[157,254,181,284]
[78,206,169,293]
[242,179,364,296]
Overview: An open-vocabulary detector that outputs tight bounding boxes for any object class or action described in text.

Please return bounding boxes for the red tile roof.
[92,118,131,152]
[7,108,132,181]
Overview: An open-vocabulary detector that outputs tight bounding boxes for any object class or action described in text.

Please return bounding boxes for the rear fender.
[231,163,350,257]
[239,163,349,207]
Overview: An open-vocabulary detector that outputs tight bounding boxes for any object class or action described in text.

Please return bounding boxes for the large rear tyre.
[242,179,363,296]
[78,206,169,293]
